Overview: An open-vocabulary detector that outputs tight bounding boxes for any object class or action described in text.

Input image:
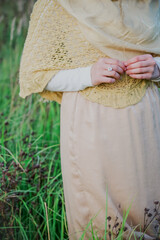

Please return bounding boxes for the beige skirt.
[60,83,160,240]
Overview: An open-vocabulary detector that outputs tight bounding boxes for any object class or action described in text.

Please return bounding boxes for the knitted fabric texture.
[19,0,160,108]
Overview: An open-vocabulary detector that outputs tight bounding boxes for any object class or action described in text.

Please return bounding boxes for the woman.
[19,0,160,239]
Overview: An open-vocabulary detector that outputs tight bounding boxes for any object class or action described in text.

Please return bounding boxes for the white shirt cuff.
[152,57,160,82]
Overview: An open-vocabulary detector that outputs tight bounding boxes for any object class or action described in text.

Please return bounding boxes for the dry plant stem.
[143,201,160,239]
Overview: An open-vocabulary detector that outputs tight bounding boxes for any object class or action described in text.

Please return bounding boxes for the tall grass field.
[0,1,68,239]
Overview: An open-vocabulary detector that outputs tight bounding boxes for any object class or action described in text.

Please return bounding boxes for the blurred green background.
[0,1,68,239]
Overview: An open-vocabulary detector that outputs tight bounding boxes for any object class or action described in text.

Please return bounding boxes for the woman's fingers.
[126,66,154,75]
[124,54,157,80]
[124,54,154,66]
[91,57,126,86]
[100,76,116,83]
[92,55,159,84]
[104,64,124,74]
[102,69,120,79]
[103,58,126,71]
[129,64,160,80]
[129,73,153,79]
[125,60,154,70]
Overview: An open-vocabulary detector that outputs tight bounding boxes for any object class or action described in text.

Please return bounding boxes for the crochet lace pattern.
[19,0,159,109]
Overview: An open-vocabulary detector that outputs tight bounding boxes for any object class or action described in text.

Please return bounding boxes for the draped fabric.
[19,0,160,108]
[57,0,160,61]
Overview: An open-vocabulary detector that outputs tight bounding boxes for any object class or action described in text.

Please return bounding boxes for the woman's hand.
[91,57,126,86]
[124,54,160,80]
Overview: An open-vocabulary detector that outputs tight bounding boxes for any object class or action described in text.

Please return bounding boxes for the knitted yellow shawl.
[19,0,160,108]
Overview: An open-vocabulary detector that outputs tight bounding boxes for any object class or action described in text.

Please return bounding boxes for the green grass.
[0,3,159,240]
[0,5,69,239]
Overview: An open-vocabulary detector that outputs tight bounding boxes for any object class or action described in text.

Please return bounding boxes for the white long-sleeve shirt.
[45,58,160,92]
[45,65,93,92]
